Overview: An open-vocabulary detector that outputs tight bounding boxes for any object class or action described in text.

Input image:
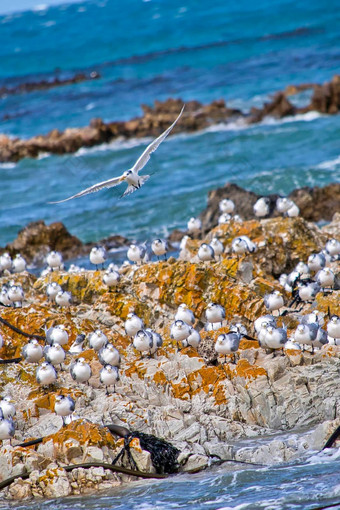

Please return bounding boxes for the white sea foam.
[316,155,340,170]
[0,162,16,169]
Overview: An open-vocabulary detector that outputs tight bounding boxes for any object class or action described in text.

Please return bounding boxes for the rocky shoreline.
[1,74,339,163]
[1,182,339,267]
[0,185,339,500]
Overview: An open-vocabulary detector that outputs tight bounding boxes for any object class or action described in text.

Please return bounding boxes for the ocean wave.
[316,155,340,170]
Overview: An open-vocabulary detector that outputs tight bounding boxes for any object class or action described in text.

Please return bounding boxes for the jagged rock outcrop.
[199,182,340,232]
[1,75,339,162]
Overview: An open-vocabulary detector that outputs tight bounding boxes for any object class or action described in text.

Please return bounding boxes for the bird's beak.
[119,176,126,182]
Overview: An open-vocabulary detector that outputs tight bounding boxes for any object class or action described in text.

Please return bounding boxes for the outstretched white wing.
[132,105,185,174]
[49,174,124,203]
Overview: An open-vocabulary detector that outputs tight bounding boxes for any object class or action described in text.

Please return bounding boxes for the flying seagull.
[50,105,185,203]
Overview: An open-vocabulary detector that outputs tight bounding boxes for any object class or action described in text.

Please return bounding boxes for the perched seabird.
[276,197,294,214]
[218,213,231,225]
[198,243,215,262]
[100,365,119,394]
[219,198,235,214]
[187,217,202,235]
[170,320,191,345]
[182,328,201,349]
[51,107,184,202]
[0,333,3,349]
[0,286,11,306]
[103,269,120,290]
[253,197,270,217]
[125,312,144,337]
[232,236,256,256]
[45,325,69,346]
[215,333,240,363]
[294,261,310,276]
[0,411,15,442]
[12,254,27,273]
[46,251,63,270]
[300,310,324,326]
[88,330,108,351]
[262,326,287,352]
[284,338,302,350]
[307,253,326,272]
[316,267,335,290]
[175,303,195,326]
[69,334,86,354]
[0,397,16,419]
[205,302,226,330]
[90,246,106,270]
[263,291,284,314]
[313,327,328,350]
[127,244,146,265]
[327,315,340,340]
[179,235,190,252]
[325,238,340,257]
[151,239,168,260]
[43,344,66,368]
[0,253,12,271]
[55,290,72,307]
[46,282,62,301]
[36,362,58,386]
[254,314,277,334]
[298,281,320,302]
[210,238,224,259]
[22,338,43,363]
[54,395,75,426]
[68,264,82,274]
[98,344,121,367]
[286,202,299,217]
[8,284,24,307]
[133,329,154,357]
[293,323,318,351]
[230,322,248,336]
[70,357,92,384]
[146,328,163,355]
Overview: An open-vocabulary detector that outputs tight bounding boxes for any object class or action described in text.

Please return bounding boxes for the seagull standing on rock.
[125,312,144,337]
[0,253,12,272]
[151,239,168,260]
[43,344,66,368]
[90,246,106,270]
[263,291,284,315]
[36,362,58,387]
[69,334,86,354]
[46,282,62,301]
[100,365,119,394]
[0,410,15,442]
[0,397,16,419]
[8,284,24,307]
[198,243,215,262]
[88,330,108,351]
[127,244,146,265]
[215,333,240,363]
[187,217,202,235]
[98,344,121,367]
[219,199,235,214]
[12,254,27,273]
[70,357,92,384]
[175,303,195,326]
[253,197,270,217]
[182,328,201,349]
[146,328,163,355]
[133,329,154,357]
[103,269,120,290]
[55,290,72,307]
[46,251,63,271]
[54,395,75,426]
[50,106,184,202]
[205,303,226,330]
[45,325,69,346]
[170,320,191,347]
[22,338,44,363]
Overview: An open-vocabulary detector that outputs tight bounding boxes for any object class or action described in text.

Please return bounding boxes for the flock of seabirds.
[0,106,339,447]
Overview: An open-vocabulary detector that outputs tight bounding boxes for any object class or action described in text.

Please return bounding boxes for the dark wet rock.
[200,182,340,233]
[2,221,84,265]
[303,74,340,114]
[249,92,297,124]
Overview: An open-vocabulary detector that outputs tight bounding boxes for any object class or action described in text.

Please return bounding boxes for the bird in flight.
[50,105,185,203]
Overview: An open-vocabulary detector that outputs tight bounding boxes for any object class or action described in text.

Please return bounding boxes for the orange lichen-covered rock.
[48,420,116,448]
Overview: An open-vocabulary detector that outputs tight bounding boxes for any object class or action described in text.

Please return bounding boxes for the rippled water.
[4,447,340,510]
